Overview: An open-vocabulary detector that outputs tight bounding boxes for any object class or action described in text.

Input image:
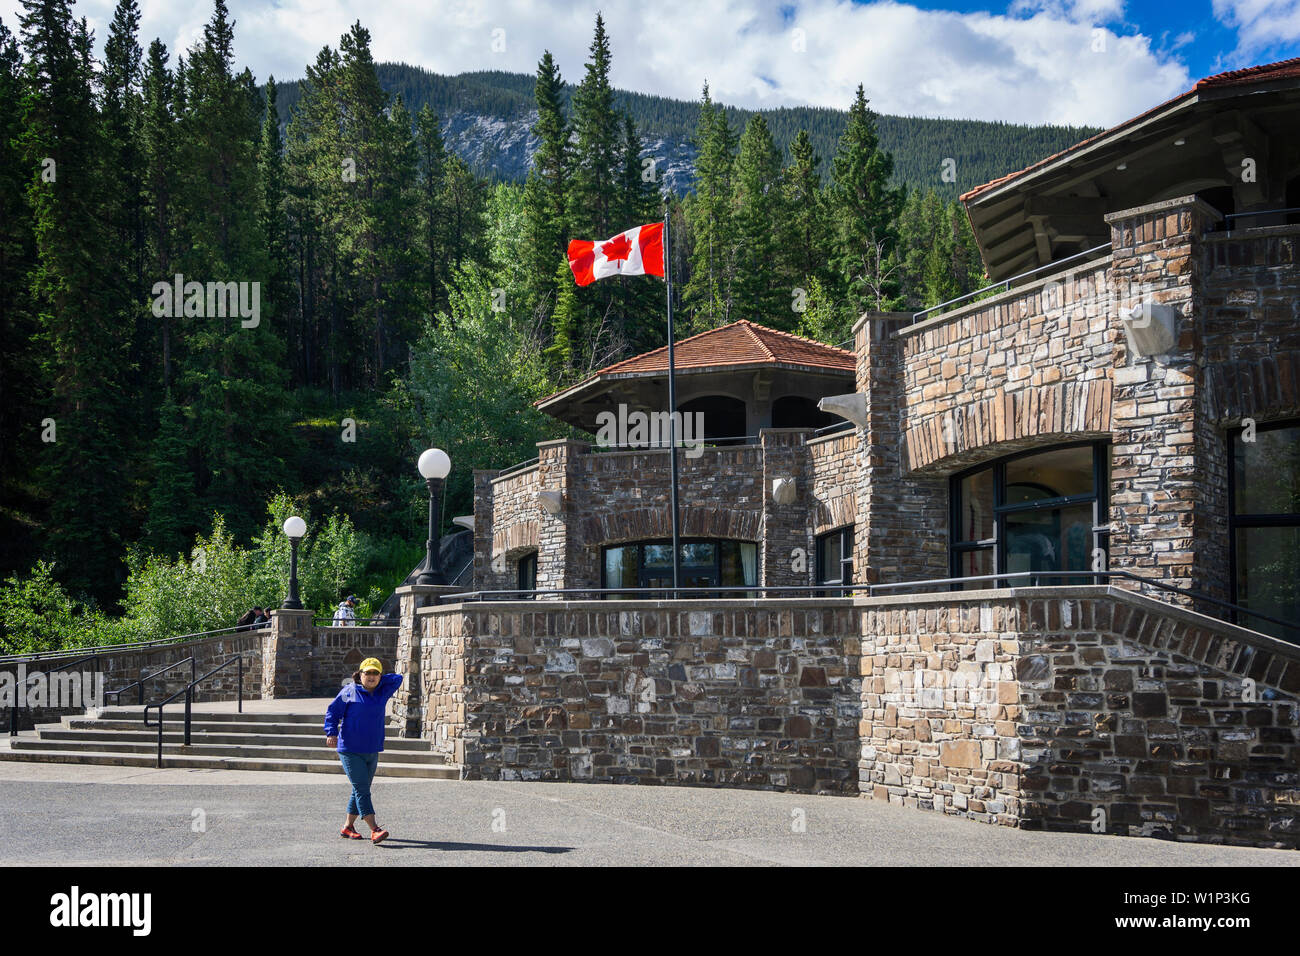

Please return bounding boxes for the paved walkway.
[1,761,1295,866]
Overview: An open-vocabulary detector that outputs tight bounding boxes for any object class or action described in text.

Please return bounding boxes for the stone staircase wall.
[860,586,1300,849]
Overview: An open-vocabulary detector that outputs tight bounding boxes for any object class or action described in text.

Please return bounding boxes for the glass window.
[1234,424,1300,515]
[516,552,537,599]
[601,540,757,598]
[951,442,1108,589]
[957,470,994,542]
[1231,421,1300,639]
[816,526,853,594]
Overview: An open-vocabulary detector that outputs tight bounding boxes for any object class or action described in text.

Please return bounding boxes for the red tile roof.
[959,55,1300,204]
[536,320,855,406]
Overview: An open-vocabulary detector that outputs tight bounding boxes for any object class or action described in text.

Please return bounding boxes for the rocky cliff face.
[442,109,697,196]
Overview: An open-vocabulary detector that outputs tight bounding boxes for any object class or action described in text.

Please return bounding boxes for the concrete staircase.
[0,702,458,778]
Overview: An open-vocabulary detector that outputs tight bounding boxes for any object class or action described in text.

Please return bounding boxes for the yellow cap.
[359,658,383,674]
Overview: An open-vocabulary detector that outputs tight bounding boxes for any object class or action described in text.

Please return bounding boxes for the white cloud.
[1212,0,1300,57]
[0,0,1194,126]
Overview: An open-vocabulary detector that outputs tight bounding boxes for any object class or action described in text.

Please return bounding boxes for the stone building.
[473,57,1300,641]
[392,56,1300,846]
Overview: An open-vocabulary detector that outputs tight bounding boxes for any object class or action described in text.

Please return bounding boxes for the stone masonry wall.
[807,430,858,536]
[860,587,1300,848]
[895,257,1115,476]
[2,630,265,730]
[420,599,861,792]
[309,626,398,697]
[854,313,948,584]
[1106,196,1223,600]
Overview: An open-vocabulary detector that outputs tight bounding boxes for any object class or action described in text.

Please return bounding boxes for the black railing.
[494,456,539,479]
[8,654,100,737]
[105,656,196,708]
[812,420,855,436]
[1221,206,1300,230]
[0,624,255,665]
[589,435,759,451]
[312,617,399,627]
[912,242,1113,323]
[142,655,244,769]
[441,570,1300,643]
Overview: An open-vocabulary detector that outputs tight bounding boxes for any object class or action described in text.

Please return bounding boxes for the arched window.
[950,441,1110,589]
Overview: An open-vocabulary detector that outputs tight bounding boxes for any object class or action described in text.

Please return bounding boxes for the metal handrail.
[913,241,1113,323]
[105,656,196,708]
[813,420,855,436]
[313,617,399,627]
[1222,206,1300,228]
[142,655,244,769]
[8,654,100,737]
[494,456,540,479]
[0,624,254,664]
[590,435,759,452]
[441,569,1299,642]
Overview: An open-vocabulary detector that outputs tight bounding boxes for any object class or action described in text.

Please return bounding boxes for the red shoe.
[340,825,363,839]
[370,827,389,844]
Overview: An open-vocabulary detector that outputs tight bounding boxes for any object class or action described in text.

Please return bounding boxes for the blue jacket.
[324,673,403,754]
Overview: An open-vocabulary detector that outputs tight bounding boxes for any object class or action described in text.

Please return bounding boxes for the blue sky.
[1,0,1297,126]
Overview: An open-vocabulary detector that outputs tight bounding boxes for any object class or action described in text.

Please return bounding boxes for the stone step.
[92,708,327,723]
[38,728,432,751]
[0,748,458,778]
[65,718,404,736]
[12,736,446,764]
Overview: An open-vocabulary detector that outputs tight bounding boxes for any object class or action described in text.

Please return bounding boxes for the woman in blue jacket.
[324,657,402,843]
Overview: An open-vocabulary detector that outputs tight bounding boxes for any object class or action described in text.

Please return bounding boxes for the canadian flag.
[567,223,665,286]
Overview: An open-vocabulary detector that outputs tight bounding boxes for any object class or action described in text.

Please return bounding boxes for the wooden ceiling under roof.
[961,58,1300,284]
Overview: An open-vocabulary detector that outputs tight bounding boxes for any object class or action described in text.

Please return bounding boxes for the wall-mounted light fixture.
[1121,300,1179,359]
[817,393,867,428]
[771,477,797,505]
[538,490,563,515]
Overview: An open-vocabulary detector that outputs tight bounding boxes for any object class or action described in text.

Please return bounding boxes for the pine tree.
[142,391,195,557]
[520,51,570,325]
[828,84,904,314]
[780,129,832,301]
[729,114,785,326]
[141,39,178,387]
[0,15,42,579]
[683,82,737,332]
[414,103,448,321]
[18,0,133,603]
[173,0,288,540]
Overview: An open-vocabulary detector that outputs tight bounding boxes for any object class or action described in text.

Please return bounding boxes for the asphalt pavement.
[0,761,1295,866]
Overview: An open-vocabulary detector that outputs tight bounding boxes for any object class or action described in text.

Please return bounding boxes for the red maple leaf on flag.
[601,233,633,262]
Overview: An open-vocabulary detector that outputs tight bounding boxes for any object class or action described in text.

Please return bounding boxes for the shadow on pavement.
[376,839,572,854]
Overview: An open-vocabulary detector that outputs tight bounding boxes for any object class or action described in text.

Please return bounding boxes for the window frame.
[815,525,854,595]
[1227,417,1300,616]
[949,439,1111,588]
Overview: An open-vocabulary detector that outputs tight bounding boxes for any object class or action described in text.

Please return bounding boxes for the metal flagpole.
[663,206,681,597]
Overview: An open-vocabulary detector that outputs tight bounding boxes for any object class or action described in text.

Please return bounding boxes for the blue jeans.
[339,751,379,817]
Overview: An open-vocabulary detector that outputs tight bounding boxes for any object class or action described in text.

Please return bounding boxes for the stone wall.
[418,599,861,792]
[894,256,1115,476]
[807,430,858,536]
[2,629,265,730]
[859,586,1300,848]
[309,626,399,697]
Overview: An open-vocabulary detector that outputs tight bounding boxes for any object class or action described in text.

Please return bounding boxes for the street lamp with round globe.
[282,515,307,609]
[416,448,450,585]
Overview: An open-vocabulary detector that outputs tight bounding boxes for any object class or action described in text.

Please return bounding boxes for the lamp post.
[416,448,450,585]
[282,515,306,609]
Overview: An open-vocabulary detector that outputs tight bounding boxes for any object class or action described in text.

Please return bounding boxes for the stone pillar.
[1105,195,1224,601]
[535,438,591,597]
[760,429,811,590]
[854,311,948,585]
[264,608,313,698]
[391,583,464,737]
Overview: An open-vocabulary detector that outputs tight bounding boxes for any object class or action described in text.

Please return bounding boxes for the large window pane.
[604,546,637,589]
[680,542,716,566]
[1006,503,1093,583]
[1004,445,1093,502]
[719,541,757,588]
[1235,425,1300,515]
[954,547,994,588]
[957,469,994,542]
[1235,526,1300,639]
